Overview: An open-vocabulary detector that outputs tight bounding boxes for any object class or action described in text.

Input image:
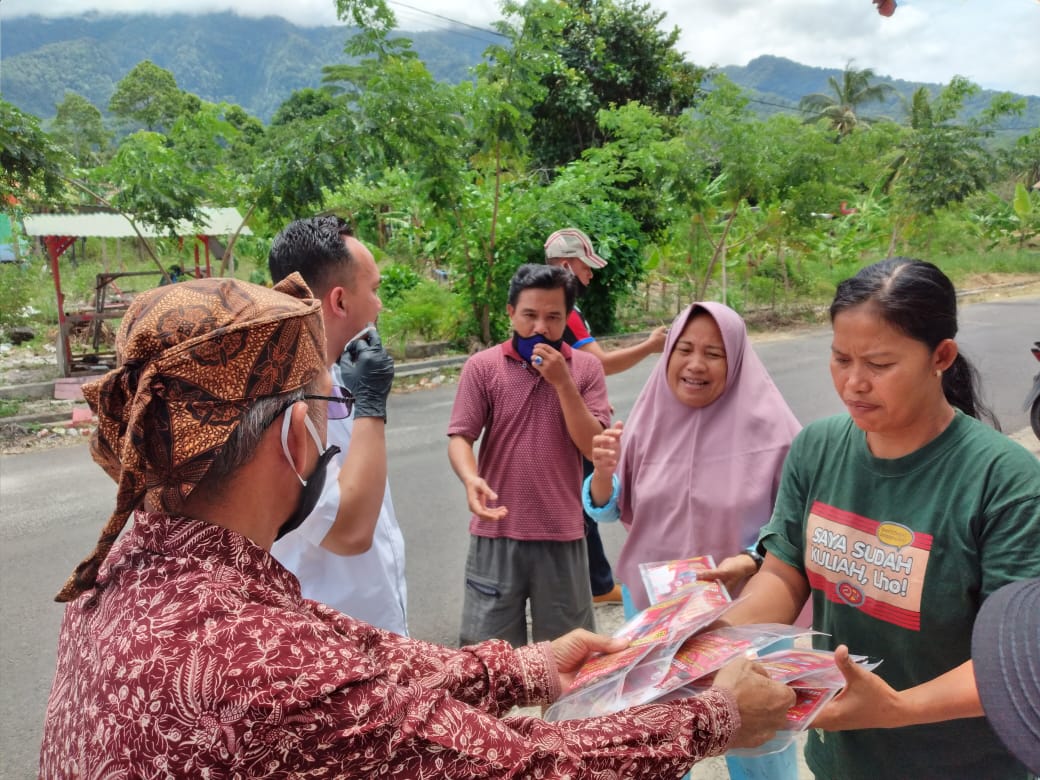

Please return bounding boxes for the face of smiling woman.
[666,311,728,409]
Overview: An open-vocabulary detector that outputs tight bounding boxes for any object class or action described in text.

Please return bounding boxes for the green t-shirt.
[760,411,1040,780]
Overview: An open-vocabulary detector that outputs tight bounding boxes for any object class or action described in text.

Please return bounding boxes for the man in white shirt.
[269,216,407,635]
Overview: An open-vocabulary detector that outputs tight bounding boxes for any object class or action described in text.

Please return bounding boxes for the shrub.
[0,260,40,333]
[380,280,464,352]
[380,263,423,304]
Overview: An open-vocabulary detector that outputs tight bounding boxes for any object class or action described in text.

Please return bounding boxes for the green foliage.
[4,11,1037,355]
[271,88,339,126]
[108,60,191,132]
[252,108,358,219]
[0,99,70,204]
[522,0,706,169]
[380,263,423,303]
[0,261,40,331]
[799,61,895,136]
[970,185,1040,250]
[380,279,465,349]
[889,77,1023,216]
[93,131,205,234]
[50,92,111,167]
[1000,128,1040,190]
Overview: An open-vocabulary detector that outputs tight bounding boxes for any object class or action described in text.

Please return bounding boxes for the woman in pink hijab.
[584,301,802,612]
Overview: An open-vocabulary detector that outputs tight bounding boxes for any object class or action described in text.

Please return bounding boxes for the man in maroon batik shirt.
[41,274,792,778]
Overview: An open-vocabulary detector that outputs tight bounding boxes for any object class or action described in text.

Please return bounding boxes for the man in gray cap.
[544,227,667,603]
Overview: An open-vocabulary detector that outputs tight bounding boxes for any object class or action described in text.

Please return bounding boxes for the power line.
[388,1,507,38]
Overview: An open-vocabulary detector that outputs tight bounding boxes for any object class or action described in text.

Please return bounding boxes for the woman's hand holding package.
[698,554,760,592]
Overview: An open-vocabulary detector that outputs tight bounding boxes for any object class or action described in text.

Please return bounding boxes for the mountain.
[719,55,1039,139]
[0,13,489,122]
[2,14,1037,137]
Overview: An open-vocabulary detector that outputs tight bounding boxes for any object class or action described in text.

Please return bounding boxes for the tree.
[799,61,893,137]
[525,0,707,169]
[51,92,111,167]
[270,88,339,126]
[0,99,69,204]
[108,60,192,132]
[885,78,1024,215]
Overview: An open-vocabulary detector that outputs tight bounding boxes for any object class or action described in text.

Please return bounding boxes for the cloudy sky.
[4,0,1038,95]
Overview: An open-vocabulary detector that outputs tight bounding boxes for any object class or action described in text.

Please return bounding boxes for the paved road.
[1,294,1036,777]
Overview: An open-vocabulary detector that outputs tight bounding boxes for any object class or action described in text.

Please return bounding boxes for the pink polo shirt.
[448,340,610,541]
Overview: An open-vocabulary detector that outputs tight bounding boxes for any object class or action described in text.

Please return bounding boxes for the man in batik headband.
[41,276,792,777]
[54,272,330,603]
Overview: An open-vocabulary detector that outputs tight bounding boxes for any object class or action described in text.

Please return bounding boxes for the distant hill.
[719,55,1039,139]
[0,13,490,122]
[3,14,1037,138]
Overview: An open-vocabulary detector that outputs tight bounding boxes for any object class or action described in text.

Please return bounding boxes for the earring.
[935,369,942,378]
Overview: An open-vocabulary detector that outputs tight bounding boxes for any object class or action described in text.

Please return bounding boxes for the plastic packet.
[639,555,717,604]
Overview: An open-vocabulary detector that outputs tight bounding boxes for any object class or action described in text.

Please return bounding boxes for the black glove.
[338,328,394,421]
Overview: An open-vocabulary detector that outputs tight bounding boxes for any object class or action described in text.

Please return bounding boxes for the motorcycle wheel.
[1032,395,1040,440]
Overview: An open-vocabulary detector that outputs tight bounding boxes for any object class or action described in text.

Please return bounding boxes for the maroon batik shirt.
[41,511,738,778]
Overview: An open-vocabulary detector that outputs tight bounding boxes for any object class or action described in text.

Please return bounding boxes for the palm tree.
[799,61,894,136]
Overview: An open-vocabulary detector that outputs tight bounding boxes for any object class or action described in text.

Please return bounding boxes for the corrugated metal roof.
[22,207,252,238]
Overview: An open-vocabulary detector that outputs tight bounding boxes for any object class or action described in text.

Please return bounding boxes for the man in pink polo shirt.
[448,264,611,646]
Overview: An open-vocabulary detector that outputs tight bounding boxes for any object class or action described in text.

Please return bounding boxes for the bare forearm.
[554,377,604,459]
[322,418,387,555]
[590,468,614,506]
[448,435,479,484]
[897,661,982,726]
[717,556,809,627]
[597,340,659,375]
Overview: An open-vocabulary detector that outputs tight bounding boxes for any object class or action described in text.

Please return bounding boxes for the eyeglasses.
[303,385,355,420]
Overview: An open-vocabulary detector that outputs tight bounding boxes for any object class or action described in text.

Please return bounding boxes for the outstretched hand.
[811,644,902,731]
[464,475,508,522]
[698,554,759,592]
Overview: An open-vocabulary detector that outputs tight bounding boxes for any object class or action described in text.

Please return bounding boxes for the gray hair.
[197,379,324,494]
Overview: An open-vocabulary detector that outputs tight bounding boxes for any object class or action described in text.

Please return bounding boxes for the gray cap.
[971,577,1040,774]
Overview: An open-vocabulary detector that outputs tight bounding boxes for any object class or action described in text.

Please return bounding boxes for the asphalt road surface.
[1,294,1036,777]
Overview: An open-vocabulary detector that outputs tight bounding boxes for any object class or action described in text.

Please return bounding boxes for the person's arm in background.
[322,332,394,555]
[579,325,667,376]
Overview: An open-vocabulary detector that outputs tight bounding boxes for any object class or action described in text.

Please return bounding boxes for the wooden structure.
[22,208,250,377]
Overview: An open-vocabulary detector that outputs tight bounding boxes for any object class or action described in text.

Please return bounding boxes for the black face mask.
[512,332,564,364]
[275,411,341,541]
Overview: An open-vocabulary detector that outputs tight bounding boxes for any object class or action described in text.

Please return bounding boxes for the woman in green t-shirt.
[720,257,1040,780]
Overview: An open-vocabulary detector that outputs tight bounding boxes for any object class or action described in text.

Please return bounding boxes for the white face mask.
[275,408,339,540]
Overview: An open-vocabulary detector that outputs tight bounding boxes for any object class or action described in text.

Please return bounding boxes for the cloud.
[3,0,1037,94]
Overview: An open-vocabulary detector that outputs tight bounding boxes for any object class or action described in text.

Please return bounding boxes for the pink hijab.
[615,302,802,610]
